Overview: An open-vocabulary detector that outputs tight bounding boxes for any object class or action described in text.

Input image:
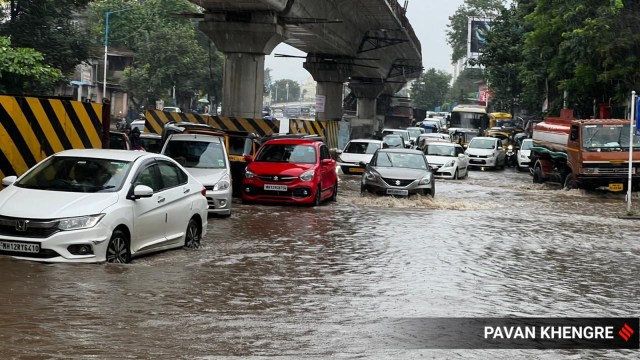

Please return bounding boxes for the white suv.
[161,134,232,216]
[465,136,506,169]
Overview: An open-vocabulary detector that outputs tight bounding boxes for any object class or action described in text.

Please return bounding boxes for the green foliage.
[270,79,301,103]
[447,68,485,104]
[410,68,451,110]
[89,0,223,108]
[0,36,63,94]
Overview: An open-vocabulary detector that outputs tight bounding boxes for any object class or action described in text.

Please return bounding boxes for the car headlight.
[365,170,380,181]
[443,160,455,168]
[300,170,315,182]
[244,169,255,179]
[57,214,105,231]
[419,176,431,185]
[213,174,231,191]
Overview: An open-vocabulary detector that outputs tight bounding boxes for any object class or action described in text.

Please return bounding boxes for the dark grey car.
[360,148,435,197]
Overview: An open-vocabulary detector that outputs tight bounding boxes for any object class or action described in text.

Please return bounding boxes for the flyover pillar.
[303,57,350,121]
[348,80,385,138]
[200,16,284,119]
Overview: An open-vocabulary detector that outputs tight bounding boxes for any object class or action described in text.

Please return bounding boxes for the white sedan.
[423,142,469,180]
[337,139,384,175]
[0,149,208,263]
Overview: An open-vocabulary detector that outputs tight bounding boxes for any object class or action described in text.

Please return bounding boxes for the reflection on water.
[0,168,639,357]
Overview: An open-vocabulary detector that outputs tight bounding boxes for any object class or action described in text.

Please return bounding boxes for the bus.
[450,104,488,131]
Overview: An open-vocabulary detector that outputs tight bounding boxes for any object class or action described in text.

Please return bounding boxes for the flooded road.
[1,168,639,358]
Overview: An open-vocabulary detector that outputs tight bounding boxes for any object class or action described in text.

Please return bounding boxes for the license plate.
[0,240,40,253]
[264,184,287,191]
[609,183,624,192]
[349,167,364,173]
[387,189,409,196]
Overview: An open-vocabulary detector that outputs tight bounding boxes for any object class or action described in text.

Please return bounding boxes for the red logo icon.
[619,323,634,342]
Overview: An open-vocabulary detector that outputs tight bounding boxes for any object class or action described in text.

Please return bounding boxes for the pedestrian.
[129,127,146,151]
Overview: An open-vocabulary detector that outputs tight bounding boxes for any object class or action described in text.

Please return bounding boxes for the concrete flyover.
[193,0,422,135]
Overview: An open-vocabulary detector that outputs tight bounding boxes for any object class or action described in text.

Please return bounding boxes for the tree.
[0,36,63,94]
[446,0,506,64]
[270,79,300,104]
[447,68,485,104]
[410,68,451,110]
[89,0,223,109]
[1,0,92,77]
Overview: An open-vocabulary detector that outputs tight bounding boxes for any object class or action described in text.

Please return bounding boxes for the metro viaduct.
[190,0,422,135]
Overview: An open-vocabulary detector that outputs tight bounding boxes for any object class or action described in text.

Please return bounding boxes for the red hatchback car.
[241,137,338,206]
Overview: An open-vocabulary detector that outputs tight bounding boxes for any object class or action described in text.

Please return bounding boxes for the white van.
[161,134,232,216]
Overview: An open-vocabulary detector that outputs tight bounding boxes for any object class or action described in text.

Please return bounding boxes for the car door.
[496,140,505,163]
[156,160,193,245]
[455,145,468,173]
[319,144,336,197]
[130,162,167,254]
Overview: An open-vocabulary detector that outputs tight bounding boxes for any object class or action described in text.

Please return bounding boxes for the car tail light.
[201,186,207,196]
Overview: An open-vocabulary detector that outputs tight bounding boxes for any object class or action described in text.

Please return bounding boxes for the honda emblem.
[15,220,29,232]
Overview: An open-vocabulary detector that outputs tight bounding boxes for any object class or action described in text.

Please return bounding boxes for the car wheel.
[533,164,544,184]
[313,185,322,206]
[330,183,338,202]
[563,173,577,190]
[453,169,458,180]
[184,217,201,249]
[429,183,435,198]
[106,229,130,264]
[360,183,367,194]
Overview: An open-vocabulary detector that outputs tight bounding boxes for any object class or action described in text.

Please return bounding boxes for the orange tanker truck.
[530,109,640,191]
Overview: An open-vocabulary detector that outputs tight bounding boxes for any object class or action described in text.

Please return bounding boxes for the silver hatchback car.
[360,148,435,197]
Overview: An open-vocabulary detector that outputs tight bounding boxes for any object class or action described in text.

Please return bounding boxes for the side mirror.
[2,175,17,186]
[129,184,154,200]
[336,149,343,154]
[358,161,368,168]
[321,158,334,166]
[244,155,253,163]
[458,154,465,159]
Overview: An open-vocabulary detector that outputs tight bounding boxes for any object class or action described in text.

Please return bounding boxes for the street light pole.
[103,8,132,103]
[286,83,289,104]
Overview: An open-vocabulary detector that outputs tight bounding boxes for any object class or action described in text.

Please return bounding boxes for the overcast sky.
[265,0,465,83]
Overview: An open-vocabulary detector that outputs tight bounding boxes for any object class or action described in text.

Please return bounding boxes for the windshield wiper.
[385,152,394,167]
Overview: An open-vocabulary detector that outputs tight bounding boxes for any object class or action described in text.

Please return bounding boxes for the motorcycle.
[505,144,517,167]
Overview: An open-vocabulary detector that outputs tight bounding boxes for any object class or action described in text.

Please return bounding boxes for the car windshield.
[383,136,403,148]
[383,130,408,141]
[375,152,427,170]
[143,138,162,153]
[164,140,226,168]
[15,156,131,192]
[425,144,456,157]
[582,124,640,150]
[407,129,422,138]
[256,144,317,164]
[520,140,533,150]
[228,136,247,156]
[344,141,380,154]
[469,139,496,149]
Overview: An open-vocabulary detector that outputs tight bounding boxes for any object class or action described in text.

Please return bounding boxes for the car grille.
[468,154,489,158]
[0,216,59,238]
[257,175,298,182]
[0,248,59,259]
[243,185,312,198]
[382,178,415,187]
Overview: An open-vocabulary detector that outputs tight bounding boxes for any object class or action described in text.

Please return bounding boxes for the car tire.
[429,183,435,198]
[563,173,577,190]
[360,183,367,194]
[330,183,338,202]
[184,217,201,249]
[533,165,544,184]
[453,169,458,180]
[313,185,322,207]
[106,229,131,264]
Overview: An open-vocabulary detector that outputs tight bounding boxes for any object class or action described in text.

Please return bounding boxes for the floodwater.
[1,168,639,359]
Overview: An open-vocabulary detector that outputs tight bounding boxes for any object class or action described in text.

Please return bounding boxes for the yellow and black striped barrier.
[0,96,103,179]
[289,119,340,149]
[145,110,280,137]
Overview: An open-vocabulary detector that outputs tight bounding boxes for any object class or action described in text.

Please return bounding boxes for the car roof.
[263,137,322,145]
[471,136,498,141]
[55,149,149,161]
[349,139,383,143]
[382,128,408,132]
[377,148,424,154]
[423,141,457,147]
[166,133,224,142]
[140,133,161,139]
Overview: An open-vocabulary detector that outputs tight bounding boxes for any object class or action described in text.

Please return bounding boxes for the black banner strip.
[0,103,37,167]
[17,98,54,157]
[39,99,72,150]
[61,101,92,148]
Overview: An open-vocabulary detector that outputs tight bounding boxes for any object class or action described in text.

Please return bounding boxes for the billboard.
[467,17,492,64]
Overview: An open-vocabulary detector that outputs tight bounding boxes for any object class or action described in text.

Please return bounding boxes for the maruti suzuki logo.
[15,220,29,232]
[395,180,401,186]
[273,176,279,181]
